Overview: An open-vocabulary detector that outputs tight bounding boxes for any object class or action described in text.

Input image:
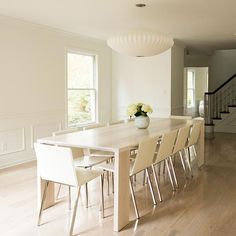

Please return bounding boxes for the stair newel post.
[227,86,230,112]
[232,83,235,105]
[223,89,226,112]
[204,93,211,124]
[216,93,219,118]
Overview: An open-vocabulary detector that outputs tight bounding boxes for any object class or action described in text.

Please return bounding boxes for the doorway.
[184,67,208,117]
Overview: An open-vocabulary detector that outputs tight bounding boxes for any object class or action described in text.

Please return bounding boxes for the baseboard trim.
[0,156,36,170]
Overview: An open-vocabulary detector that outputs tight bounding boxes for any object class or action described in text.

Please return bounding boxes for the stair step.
[220,111,230,114]
[228,105,236,107]
[213,117,222,120]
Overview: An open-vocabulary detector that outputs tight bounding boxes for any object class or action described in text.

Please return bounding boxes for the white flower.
[127,104,138,116]
[127,103,153,117]
[141,104,153,114]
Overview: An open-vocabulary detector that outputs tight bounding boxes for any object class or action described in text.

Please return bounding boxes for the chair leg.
[192,145,197,157]
[169,156,179,188]
[38,180,49,226]
[107,171,110,195]
[56,184,62,200]
[186,148,193,176]
[112,173,114,193]
[151,165,163,202]
[129,177,140,219]
[163,160,166,175]
[100,174,105,218]
[158,163,161,176]
[85,183,89,208]
[179,151,187,173]
[165,159,175,191]
[68,186,71,210]
[142,170,146,186]
[146,168,157,205]
[69,187,81,236]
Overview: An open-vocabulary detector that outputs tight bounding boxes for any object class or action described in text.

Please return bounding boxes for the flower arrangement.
[127,103,153,117]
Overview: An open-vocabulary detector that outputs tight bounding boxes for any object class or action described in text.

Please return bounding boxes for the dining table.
[37,117,204,232]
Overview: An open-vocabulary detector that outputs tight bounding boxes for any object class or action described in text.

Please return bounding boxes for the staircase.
[204,74,236,133]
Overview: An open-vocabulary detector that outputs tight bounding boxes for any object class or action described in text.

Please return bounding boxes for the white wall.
[210,49,236,90]
[184,67,208,116]
[111,50,172,120]
[195,68,208,101]
[185,49,236,92]
[171,44,185,115]
[0,16,112,168]
[185,53,211,68]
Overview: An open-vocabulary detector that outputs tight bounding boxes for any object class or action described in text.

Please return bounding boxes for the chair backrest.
[52,127,82,136]
[108,120,125,126]
[34,143,78,187]
[187,122,201,147]
[130,137,158,175]
[83,123,105,130]
[154,129,178,164]
[170,115,192,120]
[52,128,84,158]
[172,125,191,154]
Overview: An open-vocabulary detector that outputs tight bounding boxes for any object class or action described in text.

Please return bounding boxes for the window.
[187,70,195,108]
[67,52,97,127]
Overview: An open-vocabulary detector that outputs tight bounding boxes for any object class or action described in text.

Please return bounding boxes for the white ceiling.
[0,0,236,54]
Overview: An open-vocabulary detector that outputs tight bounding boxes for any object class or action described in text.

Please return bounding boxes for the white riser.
[213,109,236,133]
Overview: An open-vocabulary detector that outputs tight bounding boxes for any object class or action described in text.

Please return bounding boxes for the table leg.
[37,174,55,211]
[113,150,130,232]
[196,120,205,167]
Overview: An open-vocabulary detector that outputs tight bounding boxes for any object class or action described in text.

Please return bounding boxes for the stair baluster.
[204,73,236,125]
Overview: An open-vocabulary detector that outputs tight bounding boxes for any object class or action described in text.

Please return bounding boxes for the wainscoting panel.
[0,110,64,169]
[0,128,25,156]
[30,122,62,148]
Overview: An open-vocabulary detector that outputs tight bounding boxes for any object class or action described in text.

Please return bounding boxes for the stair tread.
[213,117,222,120]
[220,111,230,113]
[228,105,236,107]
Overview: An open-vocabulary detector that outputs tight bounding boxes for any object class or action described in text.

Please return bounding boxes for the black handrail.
[205,73,236,95]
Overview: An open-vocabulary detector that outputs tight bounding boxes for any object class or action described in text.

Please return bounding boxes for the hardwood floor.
[0,132,236,236]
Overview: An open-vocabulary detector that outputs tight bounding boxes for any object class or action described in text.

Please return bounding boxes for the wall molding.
[30,121,62,148]
[0,110,64,169]
[0,127,25,156]
[0,109,65,120]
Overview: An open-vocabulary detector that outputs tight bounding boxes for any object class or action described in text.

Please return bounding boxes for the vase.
[135,116,150,129]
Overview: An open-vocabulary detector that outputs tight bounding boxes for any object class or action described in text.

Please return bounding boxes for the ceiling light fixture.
[107,3,174,57]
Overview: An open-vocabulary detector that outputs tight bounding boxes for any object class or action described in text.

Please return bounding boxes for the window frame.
[65,49,98,128]
[187,69,195,109]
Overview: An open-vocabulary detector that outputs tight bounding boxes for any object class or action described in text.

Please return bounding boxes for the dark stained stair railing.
[204,74,236,125]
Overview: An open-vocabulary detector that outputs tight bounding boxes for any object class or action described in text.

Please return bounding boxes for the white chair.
[34,143,104,236]
[168,125,192,185]
[83,123,114,157]
[170,115,192,120]
[83,124,115,194]
[107,120,125,126]
[52,127,112,207]
[185,121,202,174]
[98,137,159,219]
[83,123,105,130]
[152,130,179,201]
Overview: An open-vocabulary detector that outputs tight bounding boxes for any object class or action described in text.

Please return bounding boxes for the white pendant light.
[107,3,174,57]
[107,30,174,57]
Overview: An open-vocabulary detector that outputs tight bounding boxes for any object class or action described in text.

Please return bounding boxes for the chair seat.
[89,149,114,157]
[98,162,135,176]
[75,167,103,186]
[74,155,111,168]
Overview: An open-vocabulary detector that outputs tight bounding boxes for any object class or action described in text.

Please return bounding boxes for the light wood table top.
[38,118,194,152]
